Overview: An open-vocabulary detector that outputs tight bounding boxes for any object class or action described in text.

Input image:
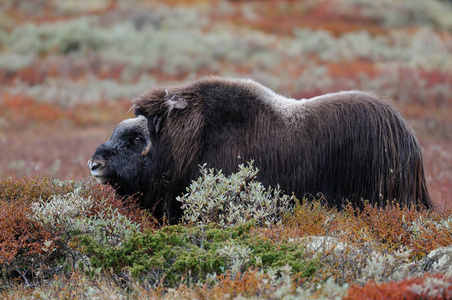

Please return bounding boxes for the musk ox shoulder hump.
[184,76,305,121]
[201,76,300,106]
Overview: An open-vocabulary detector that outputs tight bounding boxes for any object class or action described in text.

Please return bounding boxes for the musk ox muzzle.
[88,115,152,196]
[87,157,108,184]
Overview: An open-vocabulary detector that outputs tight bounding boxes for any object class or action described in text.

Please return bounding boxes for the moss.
[80,223,317,287]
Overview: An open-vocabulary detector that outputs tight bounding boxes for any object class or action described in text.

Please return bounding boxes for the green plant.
[79,223,317,288]
[178,162,294,228]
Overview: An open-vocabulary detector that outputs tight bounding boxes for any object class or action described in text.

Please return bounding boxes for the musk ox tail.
[381,113,432,209]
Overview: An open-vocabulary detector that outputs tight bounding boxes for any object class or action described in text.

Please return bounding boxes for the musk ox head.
[88,115,152,198]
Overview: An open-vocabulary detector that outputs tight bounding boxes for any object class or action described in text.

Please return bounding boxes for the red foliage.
[1,93,64,125]
[328,61,379,80]
[419,69,452,90]
[216,0,386,37]
[0,91,131,127]
[3,0,117,25]
[0,200,55,266]
[0,176,73,266]
[211,270,273,298]
[78,179,159,232]
[345,273,452,300]
[358,203,452,258]
[188,269,278,299]
[418,137,452,209]
[0,175,76,205]
[281,199,452,260]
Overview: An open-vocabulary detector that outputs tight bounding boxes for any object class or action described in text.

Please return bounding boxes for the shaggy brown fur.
[133,77,432,222]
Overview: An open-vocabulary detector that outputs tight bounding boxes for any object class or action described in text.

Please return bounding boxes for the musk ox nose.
[90,162,100,171]
[87,158,104,172]
[88,158,109,184]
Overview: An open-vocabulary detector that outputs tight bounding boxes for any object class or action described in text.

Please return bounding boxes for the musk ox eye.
[133,136,143,144]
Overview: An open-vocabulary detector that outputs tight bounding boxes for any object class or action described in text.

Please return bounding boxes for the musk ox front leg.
[88,115,152,201]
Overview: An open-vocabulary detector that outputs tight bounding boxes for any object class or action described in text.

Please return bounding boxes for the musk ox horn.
[142,140,152,156]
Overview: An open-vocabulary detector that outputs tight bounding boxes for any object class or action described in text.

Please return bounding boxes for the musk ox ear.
[153,115,163,134]
[147,95,187,135]
[165,94,188,112]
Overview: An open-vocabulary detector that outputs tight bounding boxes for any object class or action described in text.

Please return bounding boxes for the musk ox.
[89,77,432,223]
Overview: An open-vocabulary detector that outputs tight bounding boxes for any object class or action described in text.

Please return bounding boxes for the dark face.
[88,115,152,196]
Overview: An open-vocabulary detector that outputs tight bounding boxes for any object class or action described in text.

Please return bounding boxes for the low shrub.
[79,223,317,288]
[283,200,452,260]
[0,200,56,287]
[0,175,155,288]
[0,175,76,205]
[0,176,76,287]
[178,162,294,228]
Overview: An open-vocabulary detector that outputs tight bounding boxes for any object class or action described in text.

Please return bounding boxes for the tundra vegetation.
[1,0,452,299]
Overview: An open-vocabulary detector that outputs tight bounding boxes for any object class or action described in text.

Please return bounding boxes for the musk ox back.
[91,77,432,223]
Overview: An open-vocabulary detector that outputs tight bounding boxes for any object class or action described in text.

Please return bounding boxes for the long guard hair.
[133,77,432,221]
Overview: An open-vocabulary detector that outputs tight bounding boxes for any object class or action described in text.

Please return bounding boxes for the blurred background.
[0,0,451,207]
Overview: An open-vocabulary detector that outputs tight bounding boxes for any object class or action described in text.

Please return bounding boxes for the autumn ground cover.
[1,0,452,298]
